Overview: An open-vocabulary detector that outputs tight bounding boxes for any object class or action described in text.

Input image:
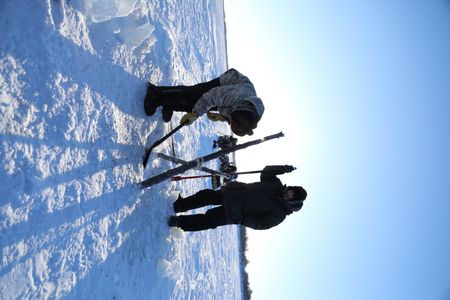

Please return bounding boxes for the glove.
[207,112,227,122]
[284,165,296,173]
[180,112,198,125]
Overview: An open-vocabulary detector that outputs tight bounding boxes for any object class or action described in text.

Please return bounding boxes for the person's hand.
[207,112,227,122]
[180,112,198,125]
[284,165,296,173]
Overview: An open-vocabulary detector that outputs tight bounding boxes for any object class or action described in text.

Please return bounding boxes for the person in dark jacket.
[144,68,264,136]
[168,165,307,231]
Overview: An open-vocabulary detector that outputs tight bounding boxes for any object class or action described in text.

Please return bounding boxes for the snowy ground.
[1,0,242,299]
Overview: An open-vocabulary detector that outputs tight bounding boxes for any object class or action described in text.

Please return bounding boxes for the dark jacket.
[221,165,294,230]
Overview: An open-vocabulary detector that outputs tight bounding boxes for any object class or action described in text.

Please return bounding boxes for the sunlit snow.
[0,0,242,299]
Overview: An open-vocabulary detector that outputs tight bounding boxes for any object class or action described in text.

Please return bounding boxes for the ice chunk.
[157,258,181,280]
[118,22,155,50]
[70,0,138,23]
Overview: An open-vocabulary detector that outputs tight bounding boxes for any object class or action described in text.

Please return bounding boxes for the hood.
[278,186,304,214]
[242,96,265,119]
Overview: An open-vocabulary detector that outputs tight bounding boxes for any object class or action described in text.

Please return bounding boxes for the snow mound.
[168,190,180,201]
[170,227,186,240]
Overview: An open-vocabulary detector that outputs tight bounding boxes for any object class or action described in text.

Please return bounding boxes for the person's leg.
[172,206,229,231]
[145,78,221,122]
[144,84,191,121]
[185,77,221,105]
[160,78,221,112]
[154,86,189,122]
[173,189,223,213]
[157,77,220,105]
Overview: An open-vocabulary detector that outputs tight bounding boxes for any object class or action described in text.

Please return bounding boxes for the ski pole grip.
[171,176,182,181]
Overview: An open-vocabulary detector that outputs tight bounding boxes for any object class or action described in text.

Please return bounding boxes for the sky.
[224,1,450,299]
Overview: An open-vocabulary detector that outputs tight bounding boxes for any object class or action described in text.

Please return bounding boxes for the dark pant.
[155,77,221,112]
[174,189,230,231]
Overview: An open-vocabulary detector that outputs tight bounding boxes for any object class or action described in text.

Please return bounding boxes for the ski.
[138,132,284,189]
[156,152,231,179]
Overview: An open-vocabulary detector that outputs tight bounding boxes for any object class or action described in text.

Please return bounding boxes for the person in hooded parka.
[144,68,265,136]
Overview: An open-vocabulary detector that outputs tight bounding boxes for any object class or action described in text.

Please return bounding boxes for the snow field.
[1,0,241,299]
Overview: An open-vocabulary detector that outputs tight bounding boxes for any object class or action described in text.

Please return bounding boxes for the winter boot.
[173,194,185,213]
[150,86,191,123]
[144,84,191,121]
[144,83,160,116]
[168,216,179,227]
[161,106,174,123]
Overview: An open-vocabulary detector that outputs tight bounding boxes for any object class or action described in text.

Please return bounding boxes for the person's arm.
[191,84,248,116]
[260,165,296,182]
[192,69,256,116]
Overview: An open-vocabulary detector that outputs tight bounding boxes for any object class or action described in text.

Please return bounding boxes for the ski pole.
[171,174,216,181]
[171,170,264,181]
[142,122,185,168]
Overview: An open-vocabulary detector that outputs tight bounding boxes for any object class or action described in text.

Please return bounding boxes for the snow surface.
[1,0,242,299]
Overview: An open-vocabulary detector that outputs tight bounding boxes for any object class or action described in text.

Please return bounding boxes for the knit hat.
[284,186,307,212]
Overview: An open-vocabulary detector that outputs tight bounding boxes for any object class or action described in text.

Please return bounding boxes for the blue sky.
[224,1,450,299]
